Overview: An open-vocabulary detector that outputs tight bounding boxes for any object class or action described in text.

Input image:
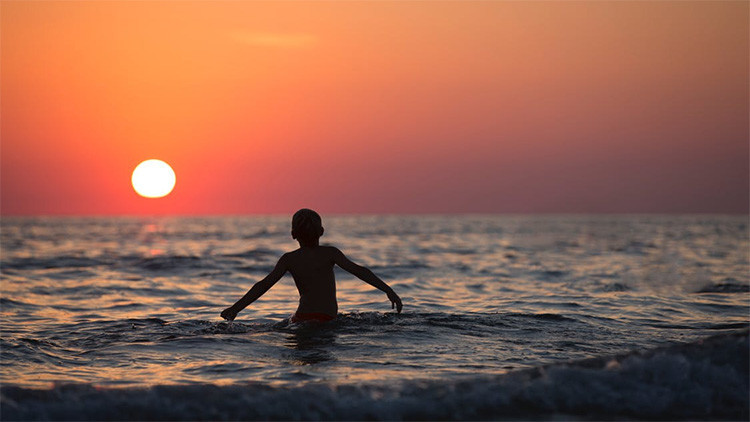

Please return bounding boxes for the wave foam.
[2,330,746,421]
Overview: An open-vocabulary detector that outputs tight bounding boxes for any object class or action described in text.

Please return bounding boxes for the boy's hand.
[387,291,403,314]
[221,306,238,321]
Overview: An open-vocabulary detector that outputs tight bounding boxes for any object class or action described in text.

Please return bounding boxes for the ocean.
[1,215,748,420]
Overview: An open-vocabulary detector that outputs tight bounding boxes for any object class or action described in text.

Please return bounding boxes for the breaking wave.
[2,330,747,421]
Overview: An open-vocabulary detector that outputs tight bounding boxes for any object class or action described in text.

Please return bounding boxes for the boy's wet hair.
[292,209,323,241]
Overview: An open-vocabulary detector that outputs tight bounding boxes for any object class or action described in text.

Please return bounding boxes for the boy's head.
[291,208,324,244]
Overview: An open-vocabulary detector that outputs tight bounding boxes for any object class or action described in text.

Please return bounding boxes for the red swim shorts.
[290,312,335,323]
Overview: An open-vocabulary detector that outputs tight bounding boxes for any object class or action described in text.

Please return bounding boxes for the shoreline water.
[2,329,747,421]
[2,215,747,420]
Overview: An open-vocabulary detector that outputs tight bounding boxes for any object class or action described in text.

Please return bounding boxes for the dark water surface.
[1,215,748,419]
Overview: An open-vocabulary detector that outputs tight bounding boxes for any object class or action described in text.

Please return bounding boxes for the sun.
[131,159,176,198]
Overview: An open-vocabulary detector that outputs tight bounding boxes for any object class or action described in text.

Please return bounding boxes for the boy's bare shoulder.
[310,245,340,262]
[281,246,339,258]
[321,245,342,255]
[278,250,298,263]
[281,246,341,264]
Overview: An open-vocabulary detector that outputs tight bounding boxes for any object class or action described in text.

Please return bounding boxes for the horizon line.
[2,211,748,219]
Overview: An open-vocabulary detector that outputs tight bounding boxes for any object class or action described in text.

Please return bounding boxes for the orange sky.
[1,1,748,215]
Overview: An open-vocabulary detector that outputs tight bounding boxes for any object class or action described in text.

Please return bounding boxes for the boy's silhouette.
[221,209,402,323]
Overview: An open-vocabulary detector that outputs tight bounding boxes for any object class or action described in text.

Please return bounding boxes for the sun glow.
[131,159,176,198]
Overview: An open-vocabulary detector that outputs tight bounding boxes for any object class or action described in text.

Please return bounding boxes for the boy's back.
[283,246,338,317]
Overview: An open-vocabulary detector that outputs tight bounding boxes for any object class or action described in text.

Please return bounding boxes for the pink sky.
[1,1,748,215]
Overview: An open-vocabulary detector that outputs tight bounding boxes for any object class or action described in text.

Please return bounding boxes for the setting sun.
[131,159,176,198]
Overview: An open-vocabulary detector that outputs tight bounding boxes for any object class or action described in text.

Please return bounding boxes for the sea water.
[1,215,748,420]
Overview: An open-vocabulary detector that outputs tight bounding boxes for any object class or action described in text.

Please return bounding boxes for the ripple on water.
[1,215,747,391]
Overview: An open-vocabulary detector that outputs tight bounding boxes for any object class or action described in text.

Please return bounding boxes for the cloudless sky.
[1,1,747,215]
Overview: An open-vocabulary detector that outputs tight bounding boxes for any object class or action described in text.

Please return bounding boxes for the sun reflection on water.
[0,215,747,388]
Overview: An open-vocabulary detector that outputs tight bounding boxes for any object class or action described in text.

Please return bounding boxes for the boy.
[221,209,403,323]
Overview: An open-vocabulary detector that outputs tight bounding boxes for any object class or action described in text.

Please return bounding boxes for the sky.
[1,1,748,216]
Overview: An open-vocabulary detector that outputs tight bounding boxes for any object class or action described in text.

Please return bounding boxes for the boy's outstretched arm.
[221,255,288,321]
[332,248,402,313]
